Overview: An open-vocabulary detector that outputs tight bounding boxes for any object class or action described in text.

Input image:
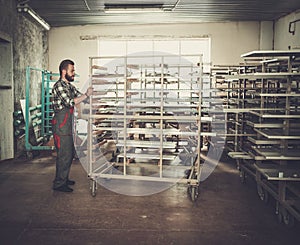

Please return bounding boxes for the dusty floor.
[0,152,299,245]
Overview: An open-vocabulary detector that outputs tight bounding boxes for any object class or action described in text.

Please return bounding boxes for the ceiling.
[18,0,300,27]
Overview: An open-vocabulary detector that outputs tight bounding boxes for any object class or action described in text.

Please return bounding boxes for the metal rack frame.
[22,67,57,158]
[84,54,213,201]
[224,50,300,227]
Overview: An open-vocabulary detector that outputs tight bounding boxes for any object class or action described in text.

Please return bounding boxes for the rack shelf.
[223,50,300,226]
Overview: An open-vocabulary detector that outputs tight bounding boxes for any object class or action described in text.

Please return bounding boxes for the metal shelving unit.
[210,65,247,160]
[83,54,215,201]
[225,50,300,227]
[21,67,57,158]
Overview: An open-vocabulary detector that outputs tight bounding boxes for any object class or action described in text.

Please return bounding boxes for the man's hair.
[59,59,74,77]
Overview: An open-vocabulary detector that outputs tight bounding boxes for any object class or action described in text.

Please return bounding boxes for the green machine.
[13,66,80,159]
[23,66,58,158]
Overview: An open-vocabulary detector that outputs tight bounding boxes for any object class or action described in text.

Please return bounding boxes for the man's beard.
[65,73,74,82]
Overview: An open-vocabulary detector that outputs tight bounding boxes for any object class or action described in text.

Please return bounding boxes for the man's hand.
[86,86,94,97]
[74,86,94,105]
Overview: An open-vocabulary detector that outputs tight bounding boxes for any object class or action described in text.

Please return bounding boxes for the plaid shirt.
[52,79,82,112]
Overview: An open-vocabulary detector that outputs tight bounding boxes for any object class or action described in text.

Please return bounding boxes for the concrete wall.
[0,0,49,107]
[0,0,49,157]
[13,15,49,106]
[274,9,300,50]
[49,22,260,87]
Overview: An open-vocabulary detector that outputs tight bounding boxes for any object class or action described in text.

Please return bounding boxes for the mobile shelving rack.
[82,54,218,201]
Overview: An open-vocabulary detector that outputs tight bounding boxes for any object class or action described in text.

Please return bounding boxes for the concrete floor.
[0,152,299,245]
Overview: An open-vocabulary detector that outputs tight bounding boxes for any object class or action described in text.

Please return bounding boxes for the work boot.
[67,180,75,185]
[53,184,73,192]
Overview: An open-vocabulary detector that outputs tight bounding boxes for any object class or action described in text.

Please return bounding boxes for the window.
[98,37,211,72]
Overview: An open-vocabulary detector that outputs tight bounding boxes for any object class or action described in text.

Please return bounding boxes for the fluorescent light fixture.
[104,4,167,13]
[17,3,50,31]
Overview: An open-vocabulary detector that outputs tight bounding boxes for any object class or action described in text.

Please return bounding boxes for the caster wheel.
[187,185,199,202]
[90,180,97,197]
[239,170,246,183]
[281,208,295,228]
[26,151,33,160]
[257,184,269,204]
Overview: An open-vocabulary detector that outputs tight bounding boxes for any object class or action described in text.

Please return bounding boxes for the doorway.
[0,36,14,160]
